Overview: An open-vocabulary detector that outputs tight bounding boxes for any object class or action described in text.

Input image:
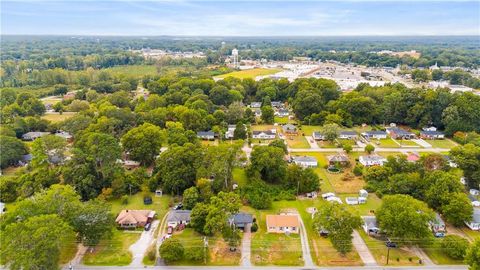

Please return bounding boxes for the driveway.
[240,230,252,266]
[352,230,377,266]
[297,215,314,267]
[412,139,432,148]
[129,220,160,267]
[305,136,319,149]
[411,245,434,265]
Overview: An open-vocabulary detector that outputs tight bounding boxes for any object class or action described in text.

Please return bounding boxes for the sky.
[1,0,479,36]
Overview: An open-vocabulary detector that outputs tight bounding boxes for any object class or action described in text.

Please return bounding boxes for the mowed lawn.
[41,112,77,123]
[371,138,400,148]
[424,139,457,149]
[421,239,465,265]
[358,230,420,266]
[284,135,310,149]
[216,68,281,79]
[83,229,141,266]
[170,228,241,266]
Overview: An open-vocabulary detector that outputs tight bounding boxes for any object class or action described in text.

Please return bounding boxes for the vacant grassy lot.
[83,229,140,265]
[103,65,158,78]
[274,116,293,124]
[285,135,310,149]
[41,96,63,105]
[371,138,400,148]
[424,139,457,149]
[216,68,281,79]
[338,193,383,216]
[358,230,420,266]
[397,140,420,147]
[109,192,171,218]
[41,112,77,123]
[232,167,248,187]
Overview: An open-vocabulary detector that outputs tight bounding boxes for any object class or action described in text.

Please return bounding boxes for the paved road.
[67,265,467,270]
[129,220,160,267]
[297,215,314,267]
[288,147,451,153]
[240,231,252,267]
[352,230,377,266]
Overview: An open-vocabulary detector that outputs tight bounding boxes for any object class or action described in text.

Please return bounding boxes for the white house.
[292,156,318,168]
[252,130,276,140]
[361,131,388,140]
[422,126,437,132]
[339,131,358,140]
[276,109,289,117]
[250,102,262,108]
[420,131,445,140]
[312,131,326,141]
[465,208,480,231]
[346,197,359,205]
[197,131,215,140]
[359,155,387,167]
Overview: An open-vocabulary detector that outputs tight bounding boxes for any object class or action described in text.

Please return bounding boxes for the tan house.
[266,214,300,234]
[115,210,155,228]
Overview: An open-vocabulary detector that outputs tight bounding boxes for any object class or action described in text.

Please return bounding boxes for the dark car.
[143,196,153,205]
[173,203,183,210]
[167,226,173,235]
[385,240,397,248]
[144,223,151,231]
[319,228,329,237]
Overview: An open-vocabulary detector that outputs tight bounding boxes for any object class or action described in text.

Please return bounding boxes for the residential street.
[129,220,160,267]
[352,230,377,266]
[297,215,314,267]
[66,265,467,270]
[288,147,451,153]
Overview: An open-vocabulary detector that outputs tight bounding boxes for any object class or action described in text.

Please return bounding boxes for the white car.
[472,201,480,207]
[322,192,335,200]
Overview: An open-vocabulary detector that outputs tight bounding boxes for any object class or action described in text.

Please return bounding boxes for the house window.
[292,227,296,230]
[279,227,284,231]
[269,227,275,230]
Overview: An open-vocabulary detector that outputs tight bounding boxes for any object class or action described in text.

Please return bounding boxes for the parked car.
[319,228,329,237]
[434,232,445,238]
[385,240,397,248]
[167,226,173,235]
[144,223,151,231]
[173,203,183,210]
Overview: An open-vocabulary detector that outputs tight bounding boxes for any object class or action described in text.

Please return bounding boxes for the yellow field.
[216,68,281,79]
[41,112,77,123]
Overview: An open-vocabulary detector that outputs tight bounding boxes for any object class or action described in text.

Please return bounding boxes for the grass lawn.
[460,227,480,241]
[358,230,420,266]
[83,229,140,266]
[398,140,420,147]
[109,192,172,218]
[41,112,77,123]
[215,68,281,80]
[421,239,464,265]
[371,138,400,148]
[200,140,219,146]
[232,167,248,187]
[285,135,310,149]
[274,116,293,124]
[59,234,79,264]
[41,96,62,105]
[248,202,305,266]
[338,193,383,216]
[103,65,158,78]
[317,141,338,148]
[251,124,277,132]
[424,139,457,149]
[1,166,22,176]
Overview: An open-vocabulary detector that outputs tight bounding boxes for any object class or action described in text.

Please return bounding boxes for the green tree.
[233,122,247,140]
[440,235,469,260]
[204,192,241,235]
[423,171,463,209]
[0,135,27,168]
[320,123,339,142]
[365,144,375,154]
[313,202,362,254]
[248,145,287,183]
[190,202,209,234]
[465,239,480,270]
[183,186,200,210]
[442,192,473,227]
[376,195,435,241]
[72,200,114,247]
[343,143,353,153]
[450,144,480,188]
[160,238,184,263]
[268,139,288,154]
[261,105,274,124]
[121,123,162,165]
[285,164,320,194]
[0,214,75,270]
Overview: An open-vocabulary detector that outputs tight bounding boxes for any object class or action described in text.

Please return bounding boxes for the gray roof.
[278,109,289,114]
[362,216,378,229]
[313,131,324,137]
[282,124,297,131]
[387,128,415,136]
[420,130,444,136]
[472,208,480,223]
[360,155,386,162]
[363,131,387,135]
[197,131,215,137]
[251,102,262,108]
[167,210,192,222]
[294,156,317,163]
[21,132,50,140]
[253,130,275,135]
[327,154,349,162]
[232,213,253,224]
[340,131,357,136]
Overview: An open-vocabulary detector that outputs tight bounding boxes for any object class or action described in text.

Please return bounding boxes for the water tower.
[232,48,239,68]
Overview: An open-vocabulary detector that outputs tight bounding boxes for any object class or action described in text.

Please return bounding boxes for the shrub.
[251,222,258,232]
[146,244,156,261]
[353,164,364,176]
[184,247,205,261]
[160,238,184,263]
[441,235,469,260]
[121,195,129,205]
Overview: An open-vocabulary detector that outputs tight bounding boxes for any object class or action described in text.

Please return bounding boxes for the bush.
[353,164,364,176]
[184,247,205,262]
[121,195,129,205]
[160,238,184,263]
[146,244,156,261]
[441,235,469,260]
[251,222,258,232]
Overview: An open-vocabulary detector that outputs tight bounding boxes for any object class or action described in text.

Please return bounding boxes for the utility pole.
[203,236,208,265]
[386,246,390,265]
